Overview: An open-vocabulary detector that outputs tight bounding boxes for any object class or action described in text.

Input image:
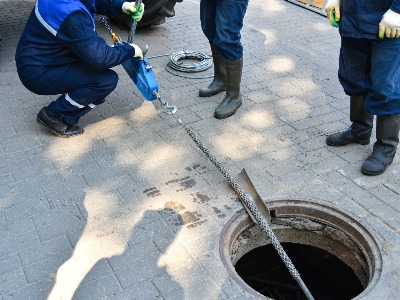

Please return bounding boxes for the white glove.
[131,44,143,59]
[325,0,341,28]
[122,2,145,22]
[379,9,400,38]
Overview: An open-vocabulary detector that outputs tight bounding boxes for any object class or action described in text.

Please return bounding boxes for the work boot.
[326,95,373,146]
[361,114,400,175]
[199,45,227,97]
[37,107,84,138]
[214,58,243,119]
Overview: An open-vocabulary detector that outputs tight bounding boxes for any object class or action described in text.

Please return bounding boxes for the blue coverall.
[338,0,400,116]
[200,0,249,61]
[16,0,135,125]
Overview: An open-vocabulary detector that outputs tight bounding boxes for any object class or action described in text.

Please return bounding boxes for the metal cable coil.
[167,50,212,73]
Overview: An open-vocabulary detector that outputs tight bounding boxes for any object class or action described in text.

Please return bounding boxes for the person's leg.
[361,38,400,175]
[44,64,118,125]
[326,37,374,146]
[213,0,248,62]
[213,0,248,119]
[199,0,227,97]
[18,63,118,136]
[200,0,217,43]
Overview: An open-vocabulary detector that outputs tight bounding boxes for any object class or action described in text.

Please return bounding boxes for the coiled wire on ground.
[149,50,213,79]
[168,50,212,72]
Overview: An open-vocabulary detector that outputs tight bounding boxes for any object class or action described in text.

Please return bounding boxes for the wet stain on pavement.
[212,207,226,219]
[187,219,207,229]
[192,192,211,204]
[143,187,161,197]
[177,178,196,191]
[181,211,203,224]
[186,164,208,173]
[164,201,186,212]
[165,176,191,185]
[163,201,205,227]
[164,175,198,191]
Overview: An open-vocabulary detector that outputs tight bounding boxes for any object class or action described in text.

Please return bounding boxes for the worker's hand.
[122,2,145,22]
[379,9,400,39]
[325,0,341,28]
[130,43,143,59]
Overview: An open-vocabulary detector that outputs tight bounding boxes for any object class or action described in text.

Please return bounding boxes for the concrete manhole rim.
[219,198,383,300]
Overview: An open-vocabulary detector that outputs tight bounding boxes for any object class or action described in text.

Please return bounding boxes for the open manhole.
[220,199,382,299]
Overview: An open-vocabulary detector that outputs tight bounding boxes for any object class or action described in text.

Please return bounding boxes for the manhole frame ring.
[219,198,383,299]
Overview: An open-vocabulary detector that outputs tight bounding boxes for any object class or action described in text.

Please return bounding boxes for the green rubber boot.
[199,45,227,97]
[361,114,400,175]
[214,58,243,120]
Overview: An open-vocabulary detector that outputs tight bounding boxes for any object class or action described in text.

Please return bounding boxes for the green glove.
[122,2,145,22]
[330,9,340,28]
[325,0,341,28]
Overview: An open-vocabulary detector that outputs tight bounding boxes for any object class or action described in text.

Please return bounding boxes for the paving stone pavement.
[1,0,400,299]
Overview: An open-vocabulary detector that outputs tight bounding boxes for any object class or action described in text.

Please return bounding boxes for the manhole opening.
[220,200,382,300]
[235,243,364,300]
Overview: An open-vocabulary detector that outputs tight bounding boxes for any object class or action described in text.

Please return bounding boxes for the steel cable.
[159,105,315,300]
[165,50,214,79]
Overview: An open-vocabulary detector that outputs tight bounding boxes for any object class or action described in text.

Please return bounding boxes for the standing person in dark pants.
[15,0,144,137]
[199,0,249,119]
[324,0,400,175]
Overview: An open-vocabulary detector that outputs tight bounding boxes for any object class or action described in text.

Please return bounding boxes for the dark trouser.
[17,63,118,124]
[338,36,400,116]
[200,0,248,61]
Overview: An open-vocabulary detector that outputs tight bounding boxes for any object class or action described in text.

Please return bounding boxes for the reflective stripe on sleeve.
[35,2,57,36]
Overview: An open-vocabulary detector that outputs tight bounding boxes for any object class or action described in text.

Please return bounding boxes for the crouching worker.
[15,0,145,137]
[324,0,400,175]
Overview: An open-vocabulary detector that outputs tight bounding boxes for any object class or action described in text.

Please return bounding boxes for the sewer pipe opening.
[220,199,382,300]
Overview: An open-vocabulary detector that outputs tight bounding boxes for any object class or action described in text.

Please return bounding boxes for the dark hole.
[235,243,364,300]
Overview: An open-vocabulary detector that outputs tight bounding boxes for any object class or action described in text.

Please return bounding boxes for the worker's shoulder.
[38,0,89,18]
[37,0,92,31]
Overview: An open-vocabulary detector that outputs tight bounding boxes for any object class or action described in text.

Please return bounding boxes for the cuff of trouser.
[45,105,79,125]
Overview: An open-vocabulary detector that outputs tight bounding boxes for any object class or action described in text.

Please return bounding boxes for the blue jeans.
[17,63,118,124]
[200,0,248,61]
[338,36,400,115]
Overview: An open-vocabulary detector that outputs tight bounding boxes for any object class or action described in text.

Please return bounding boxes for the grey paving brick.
[162,278,226,300]
[107,240,161,271]
[19,236,72,267]
[2,278,53,300]
[3,197,50,223]
[0,132,41,153]
[116,217,175,245]
[115,257,168,289]
[152,262,209,297]
[82,259,114,285]
[0,270,27,297]
[0,254,21,277]
[35,215,85,243]
[73,275,121,300]
[104,280,161,300]
[23,251,70,284]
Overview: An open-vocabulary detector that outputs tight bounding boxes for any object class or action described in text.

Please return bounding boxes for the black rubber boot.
[361,114,400,175]
[37,107,84,138]
[326,95,373,146]
[214,58,243,120]
[199,45,227,97]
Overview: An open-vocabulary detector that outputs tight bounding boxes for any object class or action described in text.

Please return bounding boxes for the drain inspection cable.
[157,105,315,300]
[99,14,314,300]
